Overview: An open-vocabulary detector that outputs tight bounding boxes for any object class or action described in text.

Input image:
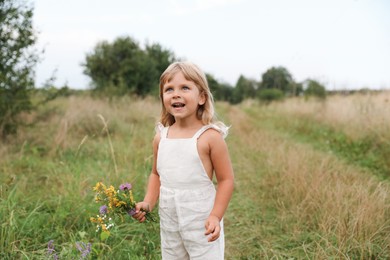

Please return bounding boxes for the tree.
[145,42,176,96]
[304,79,327,99]
[145,42,176,76]
[232,75,257,104]
[260,66,294,95]
[0,0,39,137]
[206,74,233,102]
[83,36,176,96]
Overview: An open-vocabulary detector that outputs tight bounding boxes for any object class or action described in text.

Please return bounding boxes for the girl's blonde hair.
[159,61,218,127]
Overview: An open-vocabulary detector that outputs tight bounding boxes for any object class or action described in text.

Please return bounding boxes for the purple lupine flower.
[99,205,108,215]
[127,208,137,216]
[75,241,92,259]
[47,240,55,253]
[119,183,132,191]
[75,241,83,252]
[47,240,58,260]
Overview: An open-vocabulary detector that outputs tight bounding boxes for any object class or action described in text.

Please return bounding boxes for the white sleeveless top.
[156,124,227,190]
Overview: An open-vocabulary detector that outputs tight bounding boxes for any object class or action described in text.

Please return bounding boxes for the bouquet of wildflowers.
[90,182,156,240]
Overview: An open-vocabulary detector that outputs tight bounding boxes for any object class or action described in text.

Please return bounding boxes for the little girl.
[133,61,234,259]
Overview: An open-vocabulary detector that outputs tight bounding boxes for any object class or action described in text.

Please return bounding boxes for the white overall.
[157,124,225,260]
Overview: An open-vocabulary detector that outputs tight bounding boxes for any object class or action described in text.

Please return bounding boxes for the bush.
[304,79,327,99]
[257,88,284,102]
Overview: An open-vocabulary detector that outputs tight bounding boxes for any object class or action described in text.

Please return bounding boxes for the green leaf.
[100,231,110,241]
[78,231,87,239]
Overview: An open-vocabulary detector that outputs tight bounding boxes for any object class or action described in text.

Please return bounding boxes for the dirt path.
[223,106,282,258]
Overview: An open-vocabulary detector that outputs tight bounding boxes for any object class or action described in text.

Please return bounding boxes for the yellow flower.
[101,224,108,232]
[109,198,119,209]
[93,182,106,192]
[115,200,126,207]
[104,185,116,198]
[90,217,104,224]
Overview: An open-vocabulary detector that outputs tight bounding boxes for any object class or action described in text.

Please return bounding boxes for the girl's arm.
[133,133,161,222]
[205,130,234,241]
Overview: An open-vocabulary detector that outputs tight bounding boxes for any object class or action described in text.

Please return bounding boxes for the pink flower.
[119,183,132,191]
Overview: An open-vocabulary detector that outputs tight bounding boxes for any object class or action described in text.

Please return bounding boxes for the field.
[1,91,390,259]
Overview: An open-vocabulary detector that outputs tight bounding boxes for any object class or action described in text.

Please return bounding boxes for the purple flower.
[76,241,92,258]
[127,208,137,216]
[47,240,55,252]
[99,205,108,215]
[47,240,58,259]
[119,183,132,191]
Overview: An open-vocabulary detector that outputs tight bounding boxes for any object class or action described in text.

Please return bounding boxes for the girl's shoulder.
[195,124,229,147]
[198,124,229,152]
[203,123,229,139]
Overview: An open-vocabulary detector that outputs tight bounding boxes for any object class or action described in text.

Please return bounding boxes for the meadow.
[1,91,390,259]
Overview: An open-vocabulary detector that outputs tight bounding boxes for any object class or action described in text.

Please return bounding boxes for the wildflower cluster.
[90,182,156,239]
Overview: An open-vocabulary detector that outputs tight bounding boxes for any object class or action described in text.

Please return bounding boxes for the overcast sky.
[33,0,390,90]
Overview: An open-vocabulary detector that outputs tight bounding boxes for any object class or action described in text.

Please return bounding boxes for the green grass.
[1,95,390,259]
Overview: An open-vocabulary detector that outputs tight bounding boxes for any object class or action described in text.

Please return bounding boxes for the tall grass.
[0,96,162,259]
[1,94,390,259]
[268,91,390,141]
[224,103,390,259]
[249,91,390,178]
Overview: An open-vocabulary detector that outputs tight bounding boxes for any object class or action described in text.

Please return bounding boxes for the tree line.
[83,36,327,103]
[1,0,326,138]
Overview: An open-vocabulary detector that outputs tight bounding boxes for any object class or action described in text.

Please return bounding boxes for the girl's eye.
[164,87,173,92]
[182,86,190,90]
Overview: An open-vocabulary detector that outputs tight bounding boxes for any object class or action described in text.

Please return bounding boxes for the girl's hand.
[204,215,221,242]
[132,202,150,223]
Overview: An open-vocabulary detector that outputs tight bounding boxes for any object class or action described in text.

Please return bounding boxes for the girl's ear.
[199,92,206,106]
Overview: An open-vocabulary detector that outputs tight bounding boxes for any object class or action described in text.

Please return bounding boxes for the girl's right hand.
[132,202,150,223]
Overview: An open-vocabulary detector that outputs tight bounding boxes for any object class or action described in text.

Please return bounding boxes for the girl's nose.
[172,89,181,98]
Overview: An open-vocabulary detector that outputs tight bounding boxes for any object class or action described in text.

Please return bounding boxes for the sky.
[33,0,390,90]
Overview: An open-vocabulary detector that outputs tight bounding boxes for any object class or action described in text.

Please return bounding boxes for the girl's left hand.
[204,215,221,242]
[132,202,150,223]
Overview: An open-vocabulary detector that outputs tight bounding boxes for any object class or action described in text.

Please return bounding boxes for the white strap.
[155,123,168,139]
[193,125,211,139]
[193,124,228,139]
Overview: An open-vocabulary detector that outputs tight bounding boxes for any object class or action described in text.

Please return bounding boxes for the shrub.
[258,88,284,102]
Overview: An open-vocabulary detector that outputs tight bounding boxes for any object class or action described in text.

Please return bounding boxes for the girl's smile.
[171,102,185,108]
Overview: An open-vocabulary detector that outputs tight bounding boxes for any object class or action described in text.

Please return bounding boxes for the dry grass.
[224,102,390,258]
[268,91,390,141]
[0,96,161,160]
[270,143,390,257]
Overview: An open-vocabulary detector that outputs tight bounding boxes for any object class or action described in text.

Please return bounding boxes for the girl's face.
[162,71,205,123]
